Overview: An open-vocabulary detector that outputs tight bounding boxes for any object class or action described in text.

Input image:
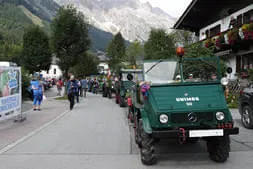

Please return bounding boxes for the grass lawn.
[55,95,68,100]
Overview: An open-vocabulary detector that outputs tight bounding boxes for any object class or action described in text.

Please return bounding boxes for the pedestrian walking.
[93,78,99,94]
[66,75,79,110]
[56,78,64,96]
[80,76,88,97]
[30,73,44,111]
[76,78,81,103]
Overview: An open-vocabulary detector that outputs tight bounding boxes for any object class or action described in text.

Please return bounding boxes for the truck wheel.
[241,105,253,129]
[115,95,119,104]
[134,115,141,148]
[139,120,157,165]
[128,107,134,123]
[119,96,125,107]
[108,90,112,99]
[102,88,107,97]
[207,136,230,163]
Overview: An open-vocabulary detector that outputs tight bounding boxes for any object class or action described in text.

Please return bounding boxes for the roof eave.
[173,0,198,29]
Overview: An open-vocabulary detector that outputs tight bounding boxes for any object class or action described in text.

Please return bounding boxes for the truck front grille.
[171,112,213,123]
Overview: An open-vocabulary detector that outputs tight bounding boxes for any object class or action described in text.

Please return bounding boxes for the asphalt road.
[0,91,253,169]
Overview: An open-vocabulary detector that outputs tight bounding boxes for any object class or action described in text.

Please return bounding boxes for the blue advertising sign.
[0,67,21,121]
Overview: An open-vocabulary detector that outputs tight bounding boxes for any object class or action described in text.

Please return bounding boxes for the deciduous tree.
[21,26,51,73]
[144,29,175,60]
[107,32,126,70]
[126,40,143,66]
[51,5,90,78]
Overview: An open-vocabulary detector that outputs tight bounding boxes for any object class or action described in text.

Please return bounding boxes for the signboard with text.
[0,66,21,121]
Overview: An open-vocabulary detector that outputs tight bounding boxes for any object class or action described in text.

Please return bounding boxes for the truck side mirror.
[127,73,133,81]
[226,67,232,74]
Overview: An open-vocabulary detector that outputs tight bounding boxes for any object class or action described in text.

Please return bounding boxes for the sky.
[140,0,192,18]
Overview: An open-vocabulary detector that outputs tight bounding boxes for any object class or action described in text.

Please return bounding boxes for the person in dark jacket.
[66,75,78,110]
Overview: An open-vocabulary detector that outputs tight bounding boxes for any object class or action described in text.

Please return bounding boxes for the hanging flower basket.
[241,23,253,40]
[215,33,224,49]
[203,38,213,48]
[227,28,239,45]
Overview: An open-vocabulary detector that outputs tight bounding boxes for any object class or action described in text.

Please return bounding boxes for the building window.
[205,30,209,38]
[54,68,56,75]
[236,14,243,27]
[243,9,253,24]
[210,25,221,37]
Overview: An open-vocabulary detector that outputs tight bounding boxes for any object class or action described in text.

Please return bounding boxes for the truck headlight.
[221,77,228,86]
[216,112,225,121]
[160,114,168,124]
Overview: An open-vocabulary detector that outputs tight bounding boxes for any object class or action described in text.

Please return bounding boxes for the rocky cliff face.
[54,0,176,41]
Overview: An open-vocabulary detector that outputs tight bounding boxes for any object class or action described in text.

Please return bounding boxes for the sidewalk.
[0,87,69,150]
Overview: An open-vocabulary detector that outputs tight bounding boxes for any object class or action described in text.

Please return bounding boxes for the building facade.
[174,0,253,80]
[40,56,62,79]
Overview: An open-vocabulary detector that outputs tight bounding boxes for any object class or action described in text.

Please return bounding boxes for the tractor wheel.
[108,90,112,99]
[115,94,119,104]
[207,136,230,163]
[119,96,125,107]
[139,120,157,165]
[134,114,141,148]
[128,106,134,123]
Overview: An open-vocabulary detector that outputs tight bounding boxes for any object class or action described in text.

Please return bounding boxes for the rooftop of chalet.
[174,0,253,34]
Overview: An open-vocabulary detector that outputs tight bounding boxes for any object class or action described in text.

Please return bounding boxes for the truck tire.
[134,114,141,148]
[119,96,125,107]
[128,106,134,123]
[115,94,119,104]
[207,136,230,163]
[102,87,107,97]
[241,105,253,129]
[139,120,157,165]
[108,90,112,99]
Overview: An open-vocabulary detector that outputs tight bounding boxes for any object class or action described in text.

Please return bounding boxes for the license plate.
[189,129,224,138]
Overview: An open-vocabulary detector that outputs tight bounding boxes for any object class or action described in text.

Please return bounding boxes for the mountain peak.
[54,0,175,42]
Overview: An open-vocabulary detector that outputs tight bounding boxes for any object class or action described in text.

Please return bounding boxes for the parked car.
[239,83,253,129]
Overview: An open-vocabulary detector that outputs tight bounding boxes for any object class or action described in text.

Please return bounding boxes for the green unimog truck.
[129,56,239,165]
[115,69,143,107]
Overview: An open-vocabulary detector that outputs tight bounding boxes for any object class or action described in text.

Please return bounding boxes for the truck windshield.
[182,58,220,83]
[143,57,220,85]
[143,61,179,84]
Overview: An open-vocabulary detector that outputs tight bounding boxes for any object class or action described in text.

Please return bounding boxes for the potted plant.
[215,33,225,49]
[203,38,213,48]
[241,23,253,40]
[227,28,239,45]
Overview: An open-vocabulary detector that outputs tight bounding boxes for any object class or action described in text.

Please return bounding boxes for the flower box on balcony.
[242,23,253,40]
[203,38,213,48]
[227,28,239,45]
[215,33,225,49]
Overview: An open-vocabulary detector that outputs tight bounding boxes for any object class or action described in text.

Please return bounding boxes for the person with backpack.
[93,78,99,94]
[66,75,79,110]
